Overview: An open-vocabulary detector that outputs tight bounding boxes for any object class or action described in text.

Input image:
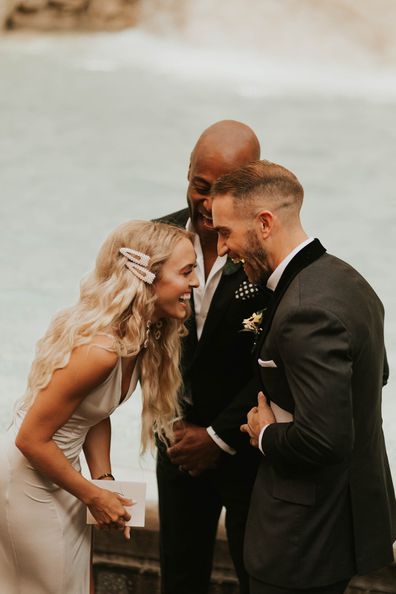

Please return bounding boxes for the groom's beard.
[243,233,271,286]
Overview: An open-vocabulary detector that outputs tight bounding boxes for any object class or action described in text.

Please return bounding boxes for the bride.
[0,219,198,594]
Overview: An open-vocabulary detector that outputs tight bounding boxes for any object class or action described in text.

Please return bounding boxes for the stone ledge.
[93,501,396,593]
[3,0,140,31]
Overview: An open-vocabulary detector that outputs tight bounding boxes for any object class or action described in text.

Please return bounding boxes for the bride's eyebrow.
[180,261,197,271]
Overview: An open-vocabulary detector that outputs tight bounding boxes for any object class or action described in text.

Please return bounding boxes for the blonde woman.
[0,220,198,594]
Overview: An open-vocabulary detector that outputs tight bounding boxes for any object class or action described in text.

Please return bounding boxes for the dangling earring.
[154,320,163,340]
[143,321,151,349]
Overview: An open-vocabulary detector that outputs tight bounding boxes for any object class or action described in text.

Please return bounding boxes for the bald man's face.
[187,147,255,242]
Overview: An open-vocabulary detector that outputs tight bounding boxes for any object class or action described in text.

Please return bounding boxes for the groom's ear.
[257,211,273,238]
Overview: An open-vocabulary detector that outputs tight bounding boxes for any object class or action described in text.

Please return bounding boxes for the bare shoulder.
[62,336,119,389]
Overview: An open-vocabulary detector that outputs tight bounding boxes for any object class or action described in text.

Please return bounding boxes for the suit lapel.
[156,208,189,228]
[190,265,242,363]
[157,208,238,362]
[255,239,326,354]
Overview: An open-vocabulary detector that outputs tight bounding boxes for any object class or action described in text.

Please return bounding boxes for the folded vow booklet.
[86,480,146,527]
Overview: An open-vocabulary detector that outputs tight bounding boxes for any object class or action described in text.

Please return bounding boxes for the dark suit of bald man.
[156,208,269,594]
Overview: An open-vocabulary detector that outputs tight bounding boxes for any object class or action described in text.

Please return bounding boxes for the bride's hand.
[88,488,132,530]
[123,526,131,540]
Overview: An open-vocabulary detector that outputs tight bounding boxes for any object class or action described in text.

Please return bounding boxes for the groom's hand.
[167,422,221,476]
[240,392,276,448]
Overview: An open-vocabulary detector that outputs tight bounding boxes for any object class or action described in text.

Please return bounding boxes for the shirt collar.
[267,237,314,291]
[186,218,194,233]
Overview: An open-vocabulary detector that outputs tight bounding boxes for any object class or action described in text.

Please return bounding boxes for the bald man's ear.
[257,211,273,238]
[187,161,191,181]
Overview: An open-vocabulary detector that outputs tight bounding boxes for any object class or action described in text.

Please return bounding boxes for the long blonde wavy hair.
[18,220,193,451]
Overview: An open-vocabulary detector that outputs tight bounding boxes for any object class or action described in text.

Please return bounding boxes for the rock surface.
[3,0,140,31]
[93,502,396,594]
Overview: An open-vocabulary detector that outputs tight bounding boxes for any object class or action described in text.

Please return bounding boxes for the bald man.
[156,121,267,594]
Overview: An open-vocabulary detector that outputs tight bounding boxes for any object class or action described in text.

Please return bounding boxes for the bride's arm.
[83,417,112,480]
[15,344,131,528]
[83,417,133,540]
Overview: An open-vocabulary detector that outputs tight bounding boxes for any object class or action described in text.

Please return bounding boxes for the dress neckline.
[118,354,140,405]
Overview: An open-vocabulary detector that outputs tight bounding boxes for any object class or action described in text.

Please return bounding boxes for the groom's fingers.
[240,423,251,434]
[250,437,258,448]
[258,392,268,407]
[247,407,258,419]
[258,391,277,425]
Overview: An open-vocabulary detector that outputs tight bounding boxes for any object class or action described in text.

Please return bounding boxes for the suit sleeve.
[261,306,354,470]
[210,375,262,450]
[383,348,389,386]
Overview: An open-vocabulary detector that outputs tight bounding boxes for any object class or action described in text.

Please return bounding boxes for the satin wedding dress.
[0,354,139,594]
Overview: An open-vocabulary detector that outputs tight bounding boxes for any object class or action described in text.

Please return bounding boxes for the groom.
[211,160,396,594]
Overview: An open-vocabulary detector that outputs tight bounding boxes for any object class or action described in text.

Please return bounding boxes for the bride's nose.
[190,269,199,288]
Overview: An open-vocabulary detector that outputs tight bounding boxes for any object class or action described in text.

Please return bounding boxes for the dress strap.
[96,332,116,339]
[91,343,116,352]
[91,333,117,352]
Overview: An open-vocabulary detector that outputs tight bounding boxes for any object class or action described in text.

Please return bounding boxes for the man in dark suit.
[211,159,396,594]
[156,121,268,594]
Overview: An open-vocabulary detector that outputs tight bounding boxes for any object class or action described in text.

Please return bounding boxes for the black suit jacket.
[245,240,396,587]
[158,209,269,456]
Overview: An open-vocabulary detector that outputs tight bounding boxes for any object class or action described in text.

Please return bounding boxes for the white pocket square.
[258,358,277,368]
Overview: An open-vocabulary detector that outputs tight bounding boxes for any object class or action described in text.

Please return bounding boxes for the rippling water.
[0,20,395,498]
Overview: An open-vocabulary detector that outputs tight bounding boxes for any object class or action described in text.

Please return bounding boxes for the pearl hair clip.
[119,247,156,284]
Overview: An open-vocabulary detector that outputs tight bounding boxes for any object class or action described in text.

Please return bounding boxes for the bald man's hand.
[241,392,276,448]
[167,422,222,476]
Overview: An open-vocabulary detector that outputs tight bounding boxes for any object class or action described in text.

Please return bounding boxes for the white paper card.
[86,480,146,527]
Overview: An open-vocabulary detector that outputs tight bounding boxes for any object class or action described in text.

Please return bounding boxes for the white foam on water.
[134,0,396,100]
[2,0,396,101]
[72,30,396,100]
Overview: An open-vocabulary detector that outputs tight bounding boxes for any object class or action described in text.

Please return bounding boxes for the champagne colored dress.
[0,356,139,594]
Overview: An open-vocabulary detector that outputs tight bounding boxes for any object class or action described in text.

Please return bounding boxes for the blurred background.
[1,0,395,499]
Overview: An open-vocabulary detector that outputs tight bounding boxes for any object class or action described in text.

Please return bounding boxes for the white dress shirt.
[186,220,236,455]
[258,237,314,454]
[187,219,226,341]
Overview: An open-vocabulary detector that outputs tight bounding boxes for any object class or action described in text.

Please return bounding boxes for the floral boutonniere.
[241,308,266,349]
[242,309,265,335]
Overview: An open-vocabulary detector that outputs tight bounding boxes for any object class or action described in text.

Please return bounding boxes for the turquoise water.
[0,29,395,497]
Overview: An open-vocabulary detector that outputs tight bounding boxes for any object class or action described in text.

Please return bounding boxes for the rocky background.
[2,0,396,68]
[1,0,140,31]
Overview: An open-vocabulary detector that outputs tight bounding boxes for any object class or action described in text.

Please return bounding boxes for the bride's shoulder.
[71,335,119,378]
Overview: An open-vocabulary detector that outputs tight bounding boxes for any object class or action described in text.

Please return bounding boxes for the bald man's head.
[187,120,260,242]
[192,120,260,165]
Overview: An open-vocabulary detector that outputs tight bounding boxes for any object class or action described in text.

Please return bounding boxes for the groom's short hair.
[212,160,304,214]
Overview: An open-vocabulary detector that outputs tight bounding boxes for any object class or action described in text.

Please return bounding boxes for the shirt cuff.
[207,426,236,455]
[258,424,271,455]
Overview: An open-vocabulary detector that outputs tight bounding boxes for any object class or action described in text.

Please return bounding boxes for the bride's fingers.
[117,495,133,507]
[123,526,131,540]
